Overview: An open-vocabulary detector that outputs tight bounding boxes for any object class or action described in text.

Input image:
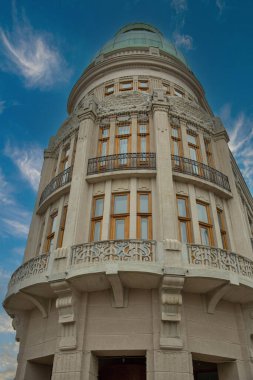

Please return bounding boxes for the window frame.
[171,126,183,157]
[204,138,214,167]
[137,122,150,154]
[137,192,152,240]
[90,195,104,241]
[98,125,110,157]
[45,210,58,253]
[105,84,115,96]
[110,192,130,240]
[59,144,70,172]
[197,201,214,246]
[57,205,68,248]
[176,195,192,243]
[119,80,133,91]
[138,80,149,91]
[217,208,228,250]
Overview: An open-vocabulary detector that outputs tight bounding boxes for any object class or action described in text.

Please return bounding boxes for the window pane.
[197,204,208,223]
[118,126,130,135]
[189,147,197,161]
[141,137,146,152]
[95,198,104,217]
[200,227,210,245]
[173,141,179,156]
[172,128,179,138]
[141,218,148,239]
[101,128,109,137]
[139,81,148,88]
[48,237,54,252]
[115,219,125,239]
[180,222,188,243]
[94,221,101,241]
[187,134,197,145]
[119,138,128,154]
[106,86,114,93]
[101,141,107,156]
[114,195,128,214]
[139,124,147,134]
[121,82,132,89]
[175,89,183,97]
[217,210,222,229]
[177,198,187,217]
[51,215,57,233]
[140,194,149,213]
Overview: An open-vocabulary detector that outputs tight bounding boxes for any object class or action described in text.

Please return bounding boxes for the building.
[4,23,253,380]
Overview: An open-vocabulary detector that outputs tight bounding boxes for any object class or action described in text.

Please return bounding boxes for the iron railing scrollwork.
[9,253,49,288]
[87,153,156,175]
[187,244,253,279]
[171,155,230,192]
[71,239,156,265]
[39,166,73,205]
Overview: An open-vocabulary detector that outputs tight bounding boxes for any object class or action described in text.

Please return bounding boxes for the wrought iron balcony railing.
[187,244,253,279]
[39,166,73,205]
[71,239,156,266]
[87,153,156,175]
[171,155,230,192]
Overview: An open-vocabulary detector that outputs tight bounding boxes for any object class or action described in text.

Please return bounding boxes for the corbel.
[206,282,231,314]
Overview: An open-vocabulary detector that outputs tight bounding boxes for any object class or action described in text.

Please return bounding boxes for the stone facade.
[3,23,253,380]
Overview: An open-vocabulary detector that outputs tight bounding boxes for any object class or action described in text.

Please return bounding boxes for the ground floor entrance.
[193,360,219,380]
[98,356,146,380]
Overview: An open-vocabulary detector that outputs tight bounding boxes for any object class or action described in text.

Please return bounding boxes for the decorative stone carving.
[10,310,28,342]
[51,281,80,351]
[160,275,184,349]
[188,244,253,279]
[97,92,151,116]
[168,96,215,133]
[163,239,182,251]
[71,240,156,266]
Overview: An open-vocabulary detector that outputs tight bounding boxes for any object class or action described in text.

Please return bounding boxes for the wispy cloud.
[0,169,14,206]
[2,218,29,237]
[173,31,193,50]
[4,143,43,191]
[0,314,14,334]
[171,0,187,13]
[0,100,6,114]
[220,104,253,192]
[216,0,226,16]
[0,341,19,380]
[0,7,71,89]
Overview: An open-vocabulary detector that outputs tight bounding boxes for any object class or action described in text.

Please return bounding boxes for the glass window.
[140,218,148,239]
[114,195,128,214]
[137,192,152,239]
[200,227,210,245]
[115,219,125,239]
[95,198,104,217]
[140,194,149,213]
[174,88,184,97]
[197,203,208,223]
[118,125,130,135]
[180,222,188,243]
[188,134,197,145]
[138,80,149,90]
[177,198,187,217]
[102,128,109,138]
[172,128,179,138]
[94,221,101,241]
[105,84,114,95]
[141,137,146,153]
[139,124,147,134]
[120,81,133,90]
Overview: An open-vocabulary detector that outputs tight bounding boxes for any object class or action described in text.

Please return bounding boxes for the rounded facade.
[4,23,253,380]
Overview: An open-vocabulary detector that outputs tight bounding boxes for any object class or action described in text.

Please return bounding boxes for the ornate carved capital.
[51,281,80,351]
[159,275,184,349]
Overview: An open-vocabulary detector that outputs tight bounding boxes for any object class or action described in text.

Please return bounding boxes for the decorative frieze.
[71,239,156,266]
[188,244,253,278]
[97,92,152,116]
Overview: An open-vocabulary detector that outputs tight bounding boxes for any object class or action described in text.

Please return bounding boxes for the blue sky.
[0,0,253,378]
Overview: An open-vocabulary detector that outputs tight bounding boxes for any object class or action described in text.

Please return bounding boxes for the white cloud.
[0,341,18,380]
[0,314,14,334]
[0,10,71,89]
[0,169,14,206]
[4,143,43,191]
[220,104,253,192]
[0,101,6,114]
[173,31,193,50]
[216,0,226,15]
[2,218,29,237]
[171,0,187,13]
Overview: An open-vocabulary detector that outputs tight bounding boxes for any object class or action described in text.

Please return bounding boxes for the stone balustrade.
[187,244,253,279]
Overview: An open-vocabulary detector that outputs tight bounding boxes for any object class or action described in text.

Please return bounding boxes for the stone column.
[152,90,178,242]
[214,120,252,257]
[63,100,97,247]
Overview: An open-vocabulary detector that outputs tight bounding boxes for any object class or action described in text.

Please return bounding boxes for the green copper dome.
[95,23,188,67]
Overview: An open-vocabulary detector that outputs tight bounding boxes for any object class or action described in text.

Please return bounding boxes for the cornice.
[67,51,210,115]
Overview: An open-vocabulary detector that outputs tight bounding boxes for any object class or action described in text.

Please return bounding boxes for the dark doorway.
[98,356,146,380]
[25,355,53,380]
[193,360,219,380]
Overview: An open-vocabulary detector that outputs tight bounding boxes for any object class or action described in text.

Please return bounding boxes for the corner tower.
[4,23,253,380]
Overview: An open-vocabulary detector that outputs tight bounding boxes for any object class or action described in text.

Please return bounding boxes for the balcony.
[39,166,73,206]
[87,153,156,176]
[171,155,231,192]
[71,239,156,266]
[187,244,253,279]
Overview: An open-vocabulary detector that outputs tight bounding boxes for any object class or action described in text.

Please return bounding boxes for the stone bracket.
[207,282,231,314]
[106,269,127,308]
[51,281,80,351]
[159,275,184,350]
[20,291,48,318]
